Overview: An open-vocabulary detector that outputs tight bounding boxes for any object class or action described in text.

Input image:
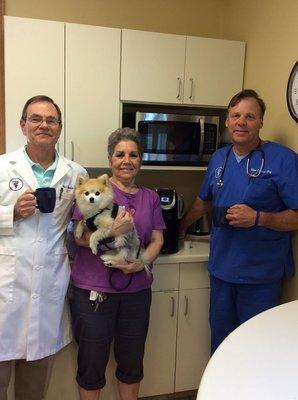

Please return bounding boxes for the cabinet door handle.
[170,296,175,317]
[176,77,182,99]
[189,78,194,100]
[71,141,74,161]
[184,295,189,316]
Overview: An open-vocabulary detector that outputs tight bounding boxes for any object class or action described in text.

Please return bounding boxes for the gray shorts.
[71,286,151,390]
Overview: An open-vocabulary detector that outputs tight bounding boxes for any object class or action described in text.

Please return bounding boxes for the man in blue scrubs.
[181,89,298,353]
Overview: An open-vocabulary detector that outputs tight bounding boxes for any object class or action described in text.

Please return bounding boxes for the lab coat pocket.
[60,191,74,200]
[53,189,75,225]
[47,246,70,300]
[56,189,74,205]
[0,247,16,303]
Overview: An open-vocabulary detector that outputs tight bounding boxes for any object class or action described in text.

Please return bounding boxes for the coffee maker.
[187,213,211,237]
[156,188,184,254]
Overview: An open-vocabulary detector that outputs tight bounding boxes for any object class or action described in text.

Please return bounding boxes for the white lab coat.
[0,147,86,361]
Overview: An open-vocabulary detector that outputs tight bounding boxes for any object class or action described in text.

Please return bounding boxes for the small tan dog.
[75,174,150,272]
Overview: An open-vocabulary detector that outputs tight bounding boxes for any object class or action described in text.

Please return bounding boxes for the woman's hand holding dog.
[112,260,145,275]
[74,209,133,248]
[110,209,134,237]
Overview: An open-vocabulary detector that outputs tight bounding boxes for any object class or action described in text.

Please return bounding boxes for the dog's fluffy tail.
[139,250,152,276]
[143,264,152,276]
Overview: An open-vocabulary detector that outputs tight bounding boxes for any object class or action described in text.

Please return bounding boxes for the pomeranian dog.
[75,174,150,273]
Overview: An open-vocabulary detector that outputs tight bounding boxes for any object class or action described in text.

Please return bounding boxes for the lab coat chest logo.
[9,178,23,191]
[215,167,223,179]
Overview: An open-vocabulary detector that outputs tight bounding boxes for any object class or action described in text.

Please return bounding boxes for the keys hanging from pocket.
[89,290,107,312]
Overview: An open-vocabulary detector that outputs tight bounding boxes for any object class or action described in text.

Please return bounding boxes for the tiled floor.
[140,390,197,400]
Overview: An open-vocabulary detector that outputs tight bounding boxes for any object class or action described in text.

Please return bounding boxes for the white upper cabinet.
[184,36,246,106]
[121,29,186,104]
[4,18,121,167]
[65,23,121,168]
[4,17,245,165]
[121,29,245,107]
[4,16,64,152]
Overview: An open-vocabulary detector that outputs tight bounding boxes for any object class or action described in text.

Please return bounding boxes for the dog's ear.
[98,174,110,186]
[76,176,86,187]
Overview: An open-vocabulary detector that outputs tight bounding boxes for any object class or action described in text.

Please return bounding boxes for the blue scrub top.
[200,141,298,284]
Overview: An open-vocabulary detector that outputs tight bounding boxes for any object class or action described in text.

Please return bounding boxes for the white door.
[4,16,64,152]
[139,291,178,397]
[184,36,245,106]
[175,288,210,392]
[65,23,121,167]
[121,29,186,104]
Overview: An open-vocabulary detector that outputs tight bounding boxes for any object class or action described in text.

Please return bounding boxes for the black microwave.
[135,112,219,166]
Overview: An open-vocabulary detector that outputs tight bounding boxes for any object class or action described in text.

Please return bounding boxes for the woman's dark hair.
[107,127,143,158]
[21,95,62,123]
[227,89,266,117]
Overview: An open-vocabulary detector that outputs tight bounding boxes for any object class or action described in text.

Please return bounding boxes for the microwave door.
[137,113,205,166]
[139,122,170,163]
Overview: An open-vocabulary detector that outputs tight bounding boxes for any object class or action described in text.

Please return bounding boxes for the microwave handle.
[189,78,194,100]
[199,117,205,161]
[135,111,142,131]
[176,77,182,99]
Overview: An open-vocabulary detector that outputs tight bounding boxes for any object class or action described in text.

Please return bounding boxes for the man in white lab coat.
[0,95,87,400]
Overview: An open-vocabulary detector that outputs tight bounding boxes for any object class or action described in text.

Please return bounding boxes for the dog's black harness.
[85,203,119,232]
[85,202,143,291]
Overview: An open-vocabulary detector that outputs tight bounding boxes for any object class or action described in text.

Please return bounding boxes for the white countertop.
[155,236,210,264]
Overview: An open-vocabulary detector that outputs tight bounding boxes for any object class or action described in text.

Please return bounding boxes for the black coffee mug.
[212,206,229,227]
[35,187,56,213]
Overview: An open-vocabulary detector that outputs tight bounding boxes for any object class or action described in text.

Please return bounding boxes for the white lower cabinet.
[139,290,179,397]
[43,261,209,400]
[139,262,210,397]
[175,288,210,392]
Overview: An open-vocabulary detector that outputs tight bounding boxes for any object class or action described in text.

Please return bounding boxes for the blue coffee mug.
[35,187,56,213]
[212,206,229,227]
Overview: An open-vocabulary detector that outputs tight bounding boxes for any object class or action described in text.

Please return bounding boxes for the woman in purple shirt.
[71,128,165,400]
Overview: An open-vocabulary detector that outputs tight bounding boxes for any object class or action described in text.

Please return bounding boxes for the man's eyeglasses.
[25,115,61,126]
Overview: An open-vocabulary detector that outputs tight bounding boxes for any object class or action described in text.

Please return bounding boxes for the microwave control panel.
[203,124,218,155]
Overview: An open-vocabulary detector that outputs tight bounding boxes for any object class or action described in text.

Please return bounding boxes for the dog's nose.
[90,197,95,203]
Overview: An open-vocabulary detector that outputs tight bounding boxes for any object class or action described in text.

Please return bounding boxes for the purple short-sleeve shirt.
[71,183,165,293]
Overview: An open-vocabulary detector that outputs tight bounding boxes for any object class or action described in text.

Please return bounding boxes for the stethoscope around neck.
[216,141,265,188]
